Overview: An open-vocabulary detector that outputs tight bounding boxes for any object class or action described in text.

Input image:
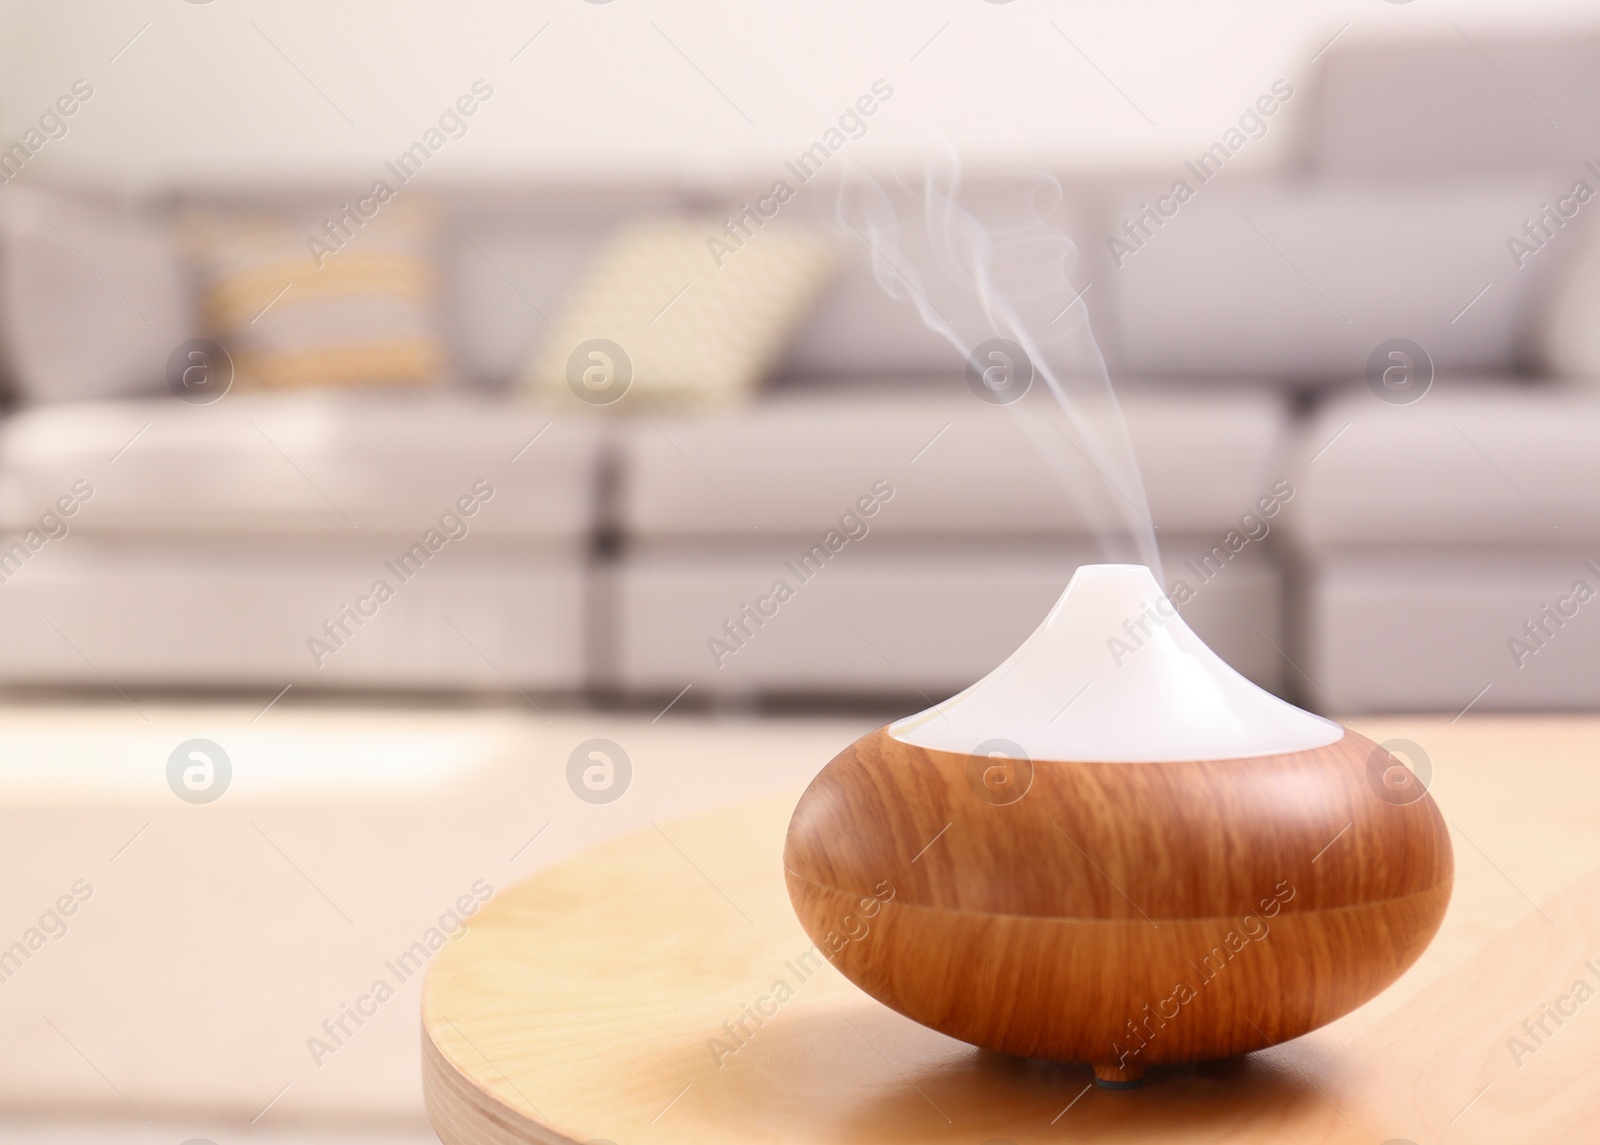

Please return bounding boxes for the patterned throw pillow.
[523,217,838,408]
[177,199,449,391]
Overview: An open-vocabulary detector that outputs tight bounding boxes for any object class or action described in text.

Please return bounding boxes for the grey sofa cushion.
[0,187,195,403]
[1303,548,1600,714]
[0,393,603,540]
[617,382,1291,540]
[1540,215,1600,384]
[760,173,1104,381]
[0,537,588,689]
[1288,381,1600,549]
[610,541,1283,697]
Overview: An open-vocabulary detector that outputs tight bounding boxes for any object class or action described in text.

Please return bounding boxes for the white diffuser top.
[890,563,1344,762]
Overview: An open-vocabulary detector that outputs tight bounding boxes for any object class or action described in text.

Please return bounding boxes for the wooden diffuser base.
[784,726,1452,1085]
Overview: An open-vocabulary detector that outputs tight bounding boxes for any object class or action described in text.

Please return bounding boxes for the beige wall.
[1,0,1596,190]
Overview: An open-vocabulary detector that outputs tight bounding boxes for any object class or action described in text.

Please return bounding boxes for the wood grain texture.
[421,716,1600,1145]
[783,727,1453,1073]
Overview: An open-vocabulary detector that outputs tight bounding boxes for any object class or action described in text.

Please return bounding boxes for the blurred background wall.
[2,0,1597,187]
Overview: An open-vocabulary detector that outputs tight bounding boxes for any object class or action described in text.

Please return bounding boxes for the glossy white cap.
[890,563,1344,762]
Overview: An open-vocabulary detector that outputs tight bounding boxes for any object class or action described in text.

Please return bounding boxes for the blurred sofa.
[0,32,1597,714]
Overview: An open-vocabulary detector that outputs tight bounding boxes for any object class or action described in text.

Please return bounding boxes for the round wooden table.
[421,778,1599,1144]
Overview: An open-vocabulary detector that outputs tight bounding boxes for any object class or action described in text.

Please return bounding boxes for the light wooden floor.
[0,701,881,1126]
[423,714,1600,1145]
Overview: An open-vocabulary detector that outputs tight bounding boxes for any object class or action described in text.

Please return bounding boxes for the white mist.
[890,563,1343,763]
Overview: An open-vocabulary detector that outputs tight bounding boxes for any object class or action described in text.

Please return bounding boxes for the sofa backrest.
[8,28,1599,404]
[1093,175,1555,384]
[1078,31,1600,386]
[174,177,1097,390]
[751,177,1089,381]
[1308,34,1600,180]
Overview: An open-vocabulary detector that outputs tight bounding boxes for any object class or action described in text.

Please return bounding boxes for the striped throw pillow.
[177,199,450,391]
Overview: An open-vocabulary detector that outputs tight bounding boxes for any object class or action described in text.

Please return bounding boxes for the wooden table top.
[421,716,1600,1145]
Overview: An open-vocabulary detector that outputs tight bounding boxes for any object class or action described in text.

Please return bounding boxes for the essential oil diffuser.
[785,564,1452,1086]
